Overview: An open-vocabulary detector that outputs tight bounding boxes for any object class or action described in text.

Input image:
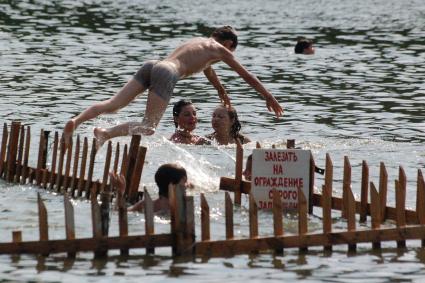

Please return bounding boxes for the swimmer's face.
[176,104,198,132]
[211,106,232,133]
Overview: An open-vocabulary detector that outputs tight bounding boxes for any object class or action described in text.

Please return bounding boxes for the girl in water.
[169,99,208,145]
[206,105,251,145]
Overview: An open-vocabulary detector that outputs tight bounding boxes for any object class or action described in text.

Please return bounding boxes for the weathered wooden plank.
[55,136,66,192]
[21,126,31,184]
[309,152,315,214]
[113,142,120,174]
[417,169,425,225]
[37,193,49,241]
[370,182,381,249]
[416,169,425,247]
[200,193,210,241]
[64,194,75,240]
[0,234,173,255]
[14,125,25,183]
[118,177,129,256]
[128,146,147,203]
[249,194,258,239]
[341,156,351,219]
[272,188,283,254]
[379,162,388,221]
[225,192,234,240]
[70,135,80,197]
[144,189,155,255]
[322,184,332,252]
[347,186,356,252]
[62,137,73,191]
[184,196,195,255]
[124,135,141,196]
[48,132,59,190]
[396,166,407,248]
[219,177,251,194]
[0,122,9,177]
[100,141,112,193]
[234,138,243,205]
[298,188,308,252]
[272,189,283,237]
[194,225,425,258]
[84,138,97,199]
[77,137,88,197]
[6,121,21,182]
[360,160,369,222]
[119,144,128,179]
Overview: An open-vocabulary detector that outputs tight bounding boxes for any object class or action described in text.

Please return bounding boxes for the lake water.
[0,0,424,282]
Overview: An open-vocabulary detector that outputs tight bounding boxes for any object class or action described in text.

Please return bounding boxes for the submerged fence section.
[0,121,425,259]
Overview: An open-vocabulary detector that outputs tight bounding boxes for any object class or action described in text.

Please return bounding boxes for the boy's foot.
[94,127,109,150]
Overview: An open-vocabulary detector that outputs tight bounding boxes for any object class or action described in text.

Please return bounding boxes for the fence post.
[360,160,369,222]
[6,121,21,182]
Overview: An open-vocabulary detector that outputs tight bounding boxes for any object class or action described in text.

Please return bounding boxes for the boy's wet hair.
[211,26,238,49]
[294,37,313,54]
[172,99,193,128]
[155,163,187,198]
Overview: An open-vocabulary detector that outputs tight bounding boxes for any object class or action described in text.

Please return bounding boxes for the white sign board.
[251,149,311,210]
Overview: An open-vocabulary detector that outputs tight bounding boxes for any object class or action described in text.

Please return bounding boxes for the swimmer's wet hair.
[211,26,238,49]
[294,37,313,54]
[172,99,193,128]
[155,163,187,198]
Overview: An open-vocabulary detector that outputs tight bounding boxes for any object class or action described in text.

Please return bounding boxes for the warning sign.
[251,149,311,210]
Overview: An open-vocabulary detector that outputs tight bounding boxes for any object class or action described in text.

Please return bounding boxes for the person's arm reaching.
[203,66,231,106]
[220,51,283,117]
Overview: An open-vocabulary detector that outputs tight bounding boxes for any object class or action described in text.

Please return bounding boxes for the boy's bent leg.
[64,79,145,145]
[94,90,169,147]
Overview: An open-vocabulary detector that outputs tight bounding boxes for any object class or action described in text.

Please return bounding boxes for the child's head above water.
[155,163,188,198]
[294,37,315,55]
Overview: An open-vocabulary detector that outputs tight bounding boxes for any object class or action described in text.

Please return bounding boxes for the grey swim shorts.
[134,60,179,101]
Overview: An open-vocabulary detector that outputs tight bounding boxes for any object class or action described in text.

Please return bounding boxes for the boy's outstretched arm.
[203,66,231,106]
[221,52,284,117]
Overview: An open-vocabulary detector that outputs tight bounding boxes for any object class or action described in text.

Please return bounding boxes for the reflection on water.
[1,0,425,282]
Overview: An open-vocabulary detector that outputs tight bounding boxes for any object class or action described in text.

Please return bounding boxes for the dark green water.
[0,0,424,282]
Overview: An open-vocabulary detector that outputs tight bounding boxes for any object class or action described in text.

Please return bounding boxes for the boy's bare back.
[164,37,227,78]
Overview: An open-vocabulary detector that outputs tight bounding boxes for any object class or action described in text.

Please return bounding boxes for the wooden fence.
[0,121,425,259]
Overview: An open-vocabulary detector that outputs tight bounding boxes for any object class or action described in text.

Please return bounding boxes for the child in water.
[110,163,188,213]
[63,26,283,148]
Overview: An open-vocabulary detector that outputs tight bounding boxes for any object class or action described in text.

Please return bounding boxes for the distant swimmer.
[294,37,315,55]
[63,26,283,148]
